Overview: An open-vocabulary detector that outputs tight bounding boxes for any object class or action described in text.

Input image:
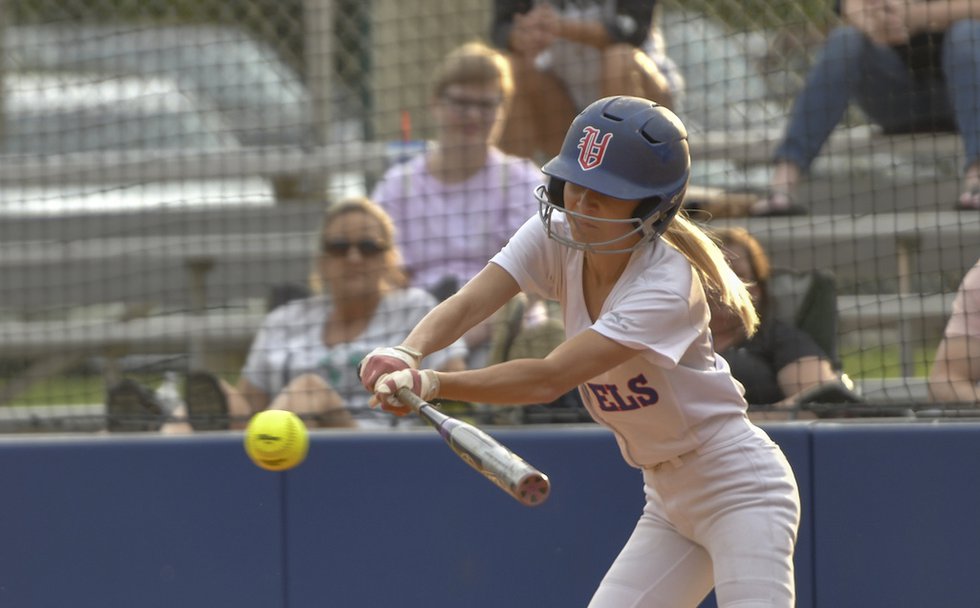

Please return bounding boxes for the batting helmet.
[535,96,690,252]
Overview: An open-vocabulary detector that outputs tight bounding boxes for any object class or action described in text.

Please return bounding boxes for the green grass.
[3,371,244,407]
[3,374,147,407]
[840,344,935,379]
[0,345,933,408]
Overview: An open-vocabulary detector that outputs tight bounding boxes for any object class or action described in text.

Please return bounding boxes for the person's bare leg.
[160,403,193,434]
[269,373,356,429]
[498,54,577,160]
[223,379,258,431]
[601,45,675,109]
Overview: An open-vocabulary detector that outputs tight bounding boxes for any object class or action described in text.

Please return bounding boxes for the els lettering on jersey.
[586,373,659,412]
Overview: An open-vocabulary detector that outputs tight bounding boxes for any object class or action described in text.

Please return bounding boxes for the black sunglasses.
[321,239,389,257]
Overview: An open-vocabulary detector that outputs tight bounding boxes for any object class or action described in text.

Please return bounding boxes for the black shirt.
[720,316,830,405]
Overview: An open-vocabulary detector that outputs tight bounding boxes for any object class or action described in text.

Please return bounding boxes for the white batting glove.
[371,369,440,416]
[358,345,422,393]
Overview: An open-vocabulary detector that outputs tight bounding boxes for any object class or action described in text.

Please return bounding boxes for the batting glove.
[358,345,422,393]
[371,369,440,416]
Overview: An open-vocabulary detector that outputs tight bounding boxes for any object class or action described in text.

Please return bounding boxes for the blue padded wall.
[811,422,980,608]
[0,434,285,608]
[284,428,643,607]
[12,420,980,608]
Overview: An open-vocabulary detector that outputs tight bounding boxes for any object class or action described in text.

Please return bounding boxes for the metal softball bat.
[395,388,551,507]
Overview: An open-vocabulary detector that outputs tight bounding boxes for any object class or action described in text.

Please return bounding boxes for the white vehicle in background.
[0,72,277,215]
[5,24,321,147]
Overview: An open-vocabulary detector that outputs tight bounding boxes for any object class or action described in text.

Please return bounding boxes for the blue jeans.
[774,20,980,173]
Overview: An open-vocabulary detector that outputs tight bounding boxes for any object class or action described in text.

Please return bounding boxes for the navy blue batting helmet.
[535,96,690,252]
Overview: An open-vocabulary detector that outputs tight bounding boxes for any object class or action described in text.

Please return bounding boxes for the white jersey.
[491,215,750,467]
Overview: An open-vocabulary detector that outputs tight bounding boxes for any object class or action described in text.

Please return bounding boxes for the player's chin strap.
[535,184,660,254]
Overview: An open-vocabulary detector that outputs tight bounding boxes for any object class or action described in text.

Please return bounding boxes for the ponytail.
[661,214,759,336]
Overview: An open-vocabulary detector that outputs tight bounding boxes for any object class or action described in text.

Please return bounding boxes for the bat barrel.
[395,388,551,507]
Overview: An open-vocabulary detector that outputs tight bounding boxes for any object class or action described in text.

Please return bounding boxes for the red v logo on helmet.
[577,126,613,171]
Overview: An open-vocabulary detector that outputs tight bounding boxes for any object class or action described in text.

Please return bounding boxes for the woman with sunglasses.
[173,196,467,431]
[360,98,799,606]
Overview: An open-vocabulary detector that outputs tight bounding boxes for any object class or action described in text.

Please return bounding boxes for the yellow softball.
[244,410,309,471]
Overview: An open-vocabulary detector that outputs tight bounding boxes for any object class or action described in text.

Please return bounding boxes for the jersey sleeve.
[591,256,706,368]
[490,215,563,301]
[593,288,702,368]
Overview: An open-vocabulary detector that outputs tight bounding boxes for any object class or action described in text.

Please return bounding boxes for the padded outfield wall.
[1,422,977,608]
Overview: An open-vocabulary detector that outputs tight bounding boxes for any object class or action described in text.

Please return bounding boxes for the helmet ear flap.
[547,176,566,208]
[633,196,660,220]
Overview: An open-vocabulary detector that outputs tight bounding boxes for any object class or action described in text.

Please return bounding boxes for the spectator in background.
[929,257,980,403]
[752,0,980,215]
[370,41,544,367]
[491,0,684,161]
[108,197,467,433]
[709,227,854,409]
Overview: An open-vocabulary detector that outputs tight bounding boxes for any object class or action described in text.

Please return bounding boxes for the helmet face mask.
[536,96,690,253]
[535,183,666,254]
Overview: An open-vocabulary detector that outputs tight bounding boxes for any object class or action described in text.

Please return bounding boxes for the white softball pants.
[588,425,801,608]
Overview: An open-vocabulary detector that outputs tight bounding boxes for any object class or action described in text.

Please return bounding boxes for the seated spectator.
[709,227,856,410]
[491,0,684,161]
[107,197,467,432]
[929,257,980,403]
[370,41,545,367]
[751,0,980,215]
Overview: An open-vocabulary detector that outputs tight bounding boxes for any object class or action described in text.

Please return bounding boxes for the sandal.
[106,378,164,432]
[749,189,809,217]
[184,371,230,431]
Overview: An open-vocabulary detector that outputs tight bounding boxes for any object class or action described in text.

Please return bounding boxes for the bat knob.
[517,473,551,506]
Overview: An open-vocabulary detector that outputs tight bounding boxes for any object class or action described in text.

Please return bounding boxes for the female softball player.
[359,96,801,607]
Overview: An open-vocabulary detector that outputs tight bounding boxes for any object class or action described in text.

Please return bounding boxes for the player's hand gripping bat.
[395,388,551,507]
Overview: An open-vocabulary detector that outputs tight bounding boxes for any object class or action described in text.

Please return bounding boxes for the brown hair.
[661,215,760,337]
[711,226,771,316]
[309,196,408,293]
[430,41,514,103]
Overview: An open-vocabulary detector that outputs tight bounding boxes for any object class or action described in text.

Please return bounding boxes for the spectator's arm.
[775,356,839,406]
[552,9,612,48]
[928,335,980,403]
[907,0,980,34]
[606,0,657,47]
[555,0,655,48]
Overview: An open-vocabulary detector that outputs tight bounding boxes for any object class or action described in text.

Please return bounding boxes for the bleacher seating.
[0,129,971,414]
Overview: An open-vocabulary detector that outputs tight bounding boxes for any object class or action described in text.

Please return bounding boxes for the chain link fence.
[0,0,974,431]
